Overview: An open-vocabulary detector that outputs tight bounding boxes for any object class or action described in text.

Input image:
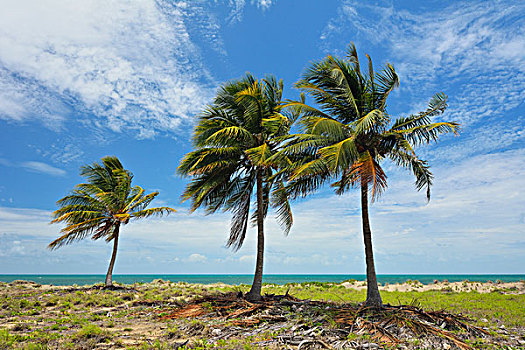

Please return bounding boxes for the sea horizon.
[1,274,524,286]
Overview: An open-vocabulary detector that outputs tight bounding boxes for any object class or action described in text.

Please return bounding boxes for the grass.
[0,281,523,349]
[236,283,525,327]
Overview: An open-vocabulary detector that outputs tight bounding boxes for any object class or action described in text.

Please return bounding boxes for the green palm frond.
[351,109,389,136]
[51,210,104,224]
[205,126,256,146]
[271,180,293,235]
[375,63,399,109]
[49,216,106,249]
[126,191,159,212]
[132,207,176,219]
[227,184,252,250]
[301,115,349,138]
[179,73,296,251]
[290,157,331,180]
[282,101,333,121]
[280,43,458,205]
[389,150,434,201]
[286,167,331,199]
[178,147,243,176]
[262,113,289,134]
[392,93,449,131]
[392,122,459,145]
[317,136,359,173]
[50,156,175,250]
[245,143,273,166]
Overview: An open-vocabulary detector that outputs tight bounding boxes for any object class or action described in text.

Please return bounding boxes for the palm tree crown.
[281,44,459,306]
[178,74,295,300]
[49,156,175,286]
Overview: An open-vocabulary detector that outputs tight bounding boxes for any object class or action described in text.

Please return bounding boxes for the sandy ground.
[1,279,524,349]
[11,279,525,294]
[341,280,525,293]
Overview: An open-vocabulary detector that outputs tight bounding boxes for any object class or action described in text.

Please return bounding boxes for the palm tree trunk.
[246,169,264,302]
[105,224,120,288]
[361,181,382,307]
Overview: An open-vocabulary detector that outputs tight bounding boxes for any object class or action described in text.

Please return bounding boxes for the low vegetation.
[0,280,524,349]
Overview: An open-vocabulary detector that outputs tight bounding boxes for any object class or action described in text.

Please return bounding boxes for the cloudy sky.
[0,0,523,275]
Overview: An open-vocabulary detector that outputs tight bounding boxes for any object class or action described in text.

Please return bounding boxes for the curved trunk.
[105,224,120,288]
[246,169,264,302]
[361,181,382,307]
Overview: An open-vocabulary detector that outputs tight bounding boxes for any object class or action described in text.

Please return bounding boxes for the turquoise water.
[0,274,523,286]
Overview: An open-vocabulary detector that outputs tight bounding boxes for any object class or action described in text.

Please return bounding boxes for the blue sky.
[0,0,523,275]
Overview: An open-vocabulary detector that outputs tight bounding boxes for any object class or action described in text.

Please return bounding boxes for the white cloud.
[187,253,208,263]
[19,161,66,177]
[321,0,524,128]
[1,149,523,274]
[238,254,254,263]
[32,142,85,165]
[227,0,276,23]
[0,207,52,223]
[1,158,68,177]
[0,0,215,138]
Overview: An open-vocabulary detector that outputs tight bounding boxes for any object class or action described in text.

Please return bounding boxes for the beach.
[1,279,524,349]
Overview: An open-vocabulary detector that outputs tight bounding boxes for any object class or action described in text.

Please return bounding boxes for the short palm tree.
[178,74,294,301]
[281,44,459,307]
[49,156,176,287]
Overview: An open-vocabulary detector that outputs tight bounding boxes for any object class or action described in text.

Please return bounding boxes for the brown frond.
[349,152,387,201]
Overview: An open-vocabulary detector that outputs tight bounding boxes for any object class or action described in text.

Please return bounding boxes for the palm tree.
[49,156,176,287]
[280,44,459,307]
[178,74,294,301]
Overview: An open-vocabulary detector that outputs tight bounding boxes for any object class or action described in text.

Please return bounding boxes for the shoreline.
[1,273,524,286]
[3,278,525,294]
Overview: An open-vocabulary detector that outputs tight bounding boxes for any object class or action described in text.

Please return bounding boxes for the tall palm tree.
[49,156,176,287]
[178,74,294,301]
[280,44,459,307]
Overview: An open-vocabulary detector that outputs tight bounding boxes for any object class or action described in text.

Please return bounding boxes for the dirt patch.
[0,281,524,349]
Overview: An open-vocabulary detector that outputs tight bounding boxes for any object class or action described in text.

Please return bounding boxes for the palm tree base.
[244,291,263,302]
[363,300,383,309]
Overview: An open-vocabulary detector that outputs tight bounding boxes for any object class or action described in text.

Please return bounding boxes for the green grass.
[206,283,525,327]
[1,281,523,349]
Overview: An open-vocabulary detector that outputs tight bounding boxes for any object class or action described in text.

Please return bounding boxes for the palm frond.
[50,156,175,250]
[227,185,252,251]
[392,122,459,146]
[392,93,450,131]
[348,151,388,201]
[245,143,274,166]
[301,115,349,138]
[317,137,359,173]
[271,181,293,235]
[375,63,399,109]
[351,109,388,136]
[132,207,176,219]
[48,216,106,249]
[205,126,257,146]
[127,191,159,213]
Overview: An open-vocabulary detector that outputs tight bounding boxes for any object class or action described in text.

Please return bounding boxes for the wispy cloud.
[320,0,524,131]
[186,253,208,263]
[0,159,67,178]
[1,147,523,274]
[31,142,85,165]
[227,0,276,23]
[20,161,66,177]
[0,0,216,138]
[0,0,282,138]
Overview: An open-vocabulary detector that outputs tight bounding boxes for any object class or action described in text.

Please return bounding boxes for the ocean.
[0,274,523,286]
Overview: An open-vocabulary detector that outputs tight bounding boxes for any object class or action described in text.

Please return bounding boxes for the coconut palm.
[49,156,176,287]
[178,74,295,301]
[280,44,459,307]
